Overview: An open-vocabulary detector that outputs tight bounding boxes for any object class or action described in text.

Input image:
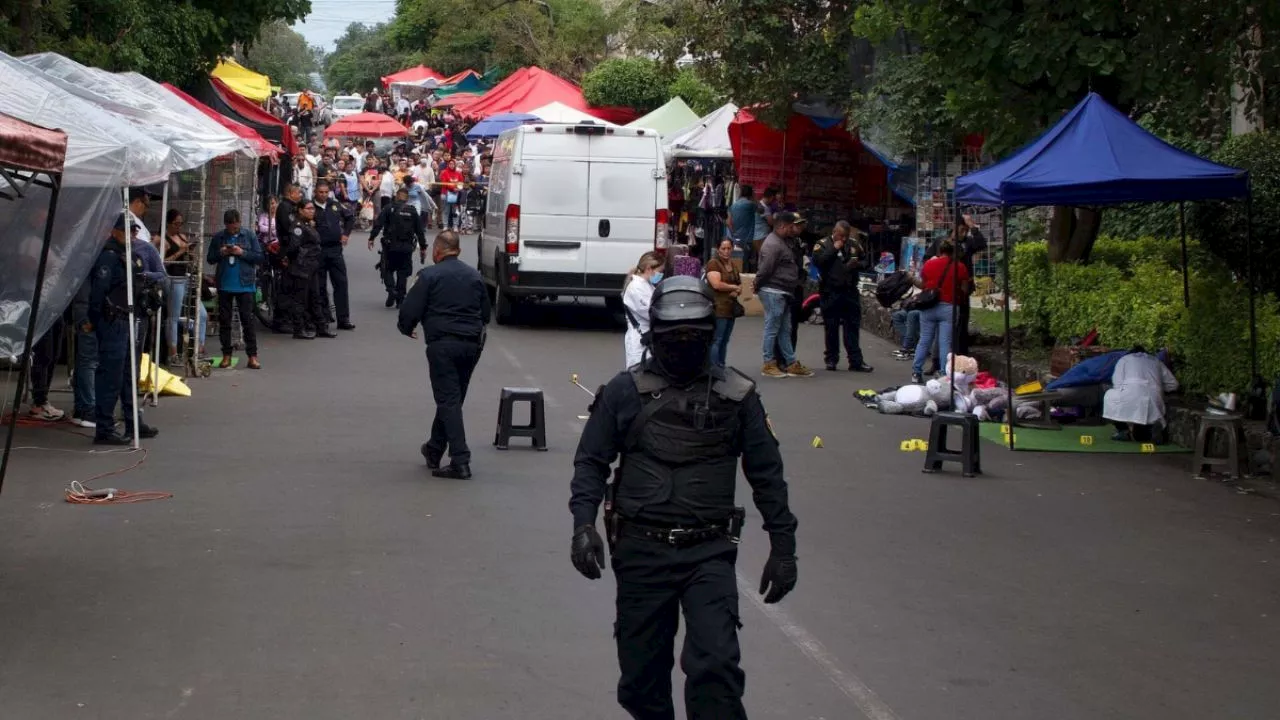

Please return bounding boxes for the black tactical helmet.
[649,275,715,331]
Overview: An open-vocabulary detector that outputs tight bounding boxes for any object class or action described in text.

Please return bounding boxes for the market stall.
[627,97,699,136]
[0,112,67,496]
[954,92,1252,449]
[729,108,906,235]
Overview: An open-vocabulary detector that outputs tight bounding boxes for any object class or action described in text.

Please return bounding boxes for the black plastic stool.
[922,411,982,477]
[494,387,548,451]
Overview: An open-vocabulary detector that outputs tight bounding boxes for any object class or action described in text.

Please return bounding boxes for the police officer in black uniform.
[813,220,873,372]
[89,216,159,445]
[369,186,427,309]
[312,179,356,330]
[279,198,332,339]
[272,183,303,333]
[397,230,489,480]
[569,276,799,720]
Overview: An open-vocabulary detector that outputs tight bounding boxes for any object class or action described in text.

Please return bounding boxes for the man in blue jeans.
[890,303,921,361]
[754,211,814,378]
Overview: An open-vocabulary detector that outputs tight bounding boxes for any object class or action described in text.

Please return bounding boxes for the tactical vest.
[614,366,754,522]
[386,202,419,252]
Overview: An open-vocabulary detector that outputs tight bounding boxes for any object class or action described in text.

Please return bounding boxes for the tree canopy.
[240,20,320,92]
[582,58,668,112]
[0,0,311,85]
[322,23,417,95]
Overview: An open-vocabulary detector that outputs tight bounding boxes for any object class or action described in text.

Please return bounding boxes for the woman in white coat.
[1103,347,1179,443]
[622,252,666,368]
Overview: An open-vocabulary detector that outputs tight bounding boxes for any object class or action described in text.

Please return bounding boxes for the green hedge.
[1011,236,1280,395]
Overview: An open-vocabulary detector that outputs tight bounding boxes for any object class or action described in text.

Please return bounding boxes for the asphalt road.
[1,230,1278,719]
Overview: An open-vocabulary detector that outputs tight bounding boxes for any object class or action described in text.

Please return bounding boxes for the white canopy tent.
[391,78,442,102]
[23,52,246,171]
[663,103,739,160]
[0,51,169,361]
[528,101,615,125]
[114,71,257,159]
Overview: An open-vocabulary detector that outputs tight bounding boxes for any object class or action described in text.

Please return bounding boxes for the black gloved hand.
[571,524,606,580]
[759,553,797,604]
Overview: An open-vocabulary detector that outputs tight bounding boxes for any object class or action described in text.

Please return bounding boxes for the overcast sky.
[293,0,397,51]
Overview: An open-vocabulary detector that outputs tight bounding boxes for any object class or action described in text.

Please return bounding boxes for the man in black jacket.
[369,187,427,308]
[397,231,489,479]
[312,180,356,330]
[813,221,873,372]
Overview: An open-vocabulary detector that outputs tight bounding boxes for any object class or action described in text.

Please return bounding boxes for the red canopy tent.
[0,111,67,176]
[197,77,300,157]
[455,66,637,123]
[162,82,280,161]
[381,65,445,89]
[324,112,409,138]
[434,93,481,109]
[441,69,481,85]
[729,108,891,214]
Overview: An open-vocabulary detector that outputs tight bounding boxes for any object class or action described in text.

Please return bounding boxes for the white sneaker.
[28,403,66,421]
[70,414,96,429]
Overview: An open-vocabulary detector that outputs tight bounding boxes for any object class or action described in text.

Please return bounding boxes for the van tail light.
[655,209,670,252]
[504,204,520,254]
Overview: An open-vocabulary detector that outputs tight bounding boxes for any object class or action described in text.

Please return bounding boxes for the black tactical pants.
[425,337,480,466]
[611,535,746,720]
[822,292,864,367]
[382,250,413,301]
[284,270,326,332]
[318,244,350,324]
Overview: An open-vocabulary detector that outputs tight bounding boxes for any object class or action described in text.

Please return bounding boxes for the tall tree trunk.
[1047,206,1102,263]
[18,0,36,54]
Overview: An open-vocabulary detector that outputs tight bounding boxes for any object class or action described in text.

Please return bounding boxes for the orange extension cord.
[2,411,173,505]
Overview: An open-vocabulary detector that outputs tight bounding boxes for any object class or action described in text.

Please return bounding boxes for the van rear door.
[584,131,661,292]
[516,131,590,289]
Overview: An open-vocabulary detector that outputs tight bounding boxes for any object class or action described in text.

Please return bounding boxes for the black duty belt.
[620,520,731,548]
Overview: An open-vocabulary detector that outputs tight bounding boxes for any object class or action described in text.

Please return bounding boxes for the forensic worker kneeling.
[569,275,800,720]
[397,230,490,479]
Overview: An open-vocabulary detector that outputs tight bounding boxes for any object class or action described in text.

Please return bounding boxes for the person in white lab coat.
[1103,347,1179,442]
[622,252,666,368]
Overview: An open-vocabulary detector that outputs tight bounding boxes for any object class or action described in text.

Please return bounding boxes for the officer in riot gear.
[368,186,427,308]
[569,275,799,720]
[88,216,159,445]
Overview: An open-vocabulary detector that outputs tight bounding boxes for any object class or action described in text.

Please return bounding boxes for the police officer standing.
[89,216,159,445]
[397,231,489,480]
[369,186,427,308]
[813,220,873,372]
[272,183,303,333]
[312,180,356,331]
[279,198,332,339]
[569,276,799,720]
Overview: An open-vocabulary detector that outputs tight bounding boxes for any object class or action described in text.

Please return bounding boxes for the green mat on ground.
[213,357,240,369]
[977,423,1190,453]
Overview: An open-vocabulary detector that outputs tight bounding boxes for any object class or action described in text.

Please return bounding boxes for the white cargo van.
[479,122,670,324]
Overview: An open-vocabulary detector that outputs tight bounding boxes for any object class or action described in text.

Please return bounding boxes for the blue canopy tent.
[953,92,1252,450]
[466,112,540,139]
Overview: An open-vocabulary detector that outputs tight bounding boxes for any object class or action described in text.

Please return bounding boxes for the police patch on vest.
[293,227,303,236]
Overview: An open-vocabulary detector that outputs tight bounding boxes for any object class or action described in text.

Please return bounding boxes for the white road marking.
[736,572,901,720]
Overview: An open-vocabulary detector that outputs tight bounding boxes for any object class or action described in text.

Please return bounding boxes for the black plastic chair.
[494,387,548,451]
[922,411,982,478]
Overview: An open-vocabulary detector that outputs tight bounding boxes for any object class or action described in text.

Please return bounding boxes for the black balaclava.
[649,325,713,386]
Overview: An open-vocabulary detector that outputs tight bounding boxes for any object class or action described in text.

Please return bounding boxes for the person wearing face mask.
[621,252,664,368]
[397,231,490,480]
[568,275,799,720]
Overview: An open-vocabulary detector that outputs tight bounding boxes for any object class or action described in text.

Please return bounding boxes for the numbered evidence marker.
[1141,443,1156,453]
[900,439,929,452]
[1080,434,1095,446]
[811,436,823,449]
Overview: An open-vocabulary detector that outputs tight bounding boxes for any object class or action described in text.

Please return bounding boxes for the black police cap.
[649,275,715,329]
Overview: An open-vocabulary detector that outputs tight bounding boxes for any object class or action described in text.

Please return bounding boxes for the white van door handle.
[524,240,582,249]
